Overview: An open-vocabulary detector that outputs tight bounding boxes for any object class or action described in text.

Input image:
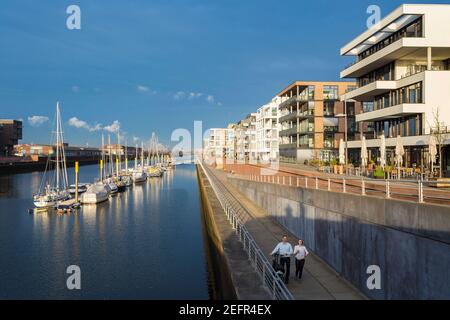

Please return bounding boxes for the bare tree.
[430,108,447,178]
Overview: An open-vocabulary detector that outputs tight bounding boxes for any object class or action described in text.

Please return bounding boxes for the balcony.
[342,80,397,101]
[279,127,297,137]
[279,96,309,109]
[341,37,428,78]
[279,143,297,150]
[355,103,427,122]
[279,112,298,123]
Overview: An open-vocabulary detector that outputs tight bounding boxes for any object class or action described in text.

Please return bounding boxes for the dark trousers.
[280,257,291,283]
[295,258,306,279]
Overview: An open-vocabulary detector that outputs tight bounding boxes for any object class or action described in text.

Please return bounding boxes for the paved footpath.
[223,162,450,206]
[209,166,366,300]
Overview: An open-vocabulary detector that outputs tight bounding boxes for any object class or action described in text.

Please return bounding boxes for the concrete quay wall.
[229,177,450,299]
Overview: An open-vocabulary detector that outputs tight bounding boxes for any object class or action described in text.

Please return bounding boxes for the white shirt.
[271,242,293,257]
[294,245,309,260]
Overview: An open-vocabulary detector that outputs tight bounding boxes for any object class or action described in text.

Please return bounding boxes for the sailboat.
[114,130,127,192]
[132,142,147,183]
[147,132,163,177]
[33,103,71,208]
[105,134,119,195]
[81,133,110,204]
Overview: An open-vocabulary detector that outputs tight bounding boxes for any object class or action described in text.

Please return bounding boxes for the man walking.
[294,239,309,279]
[270,235,293,284]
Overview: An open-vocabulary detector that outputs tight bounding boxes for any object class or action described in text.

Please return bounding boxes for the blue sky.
[0,0,447,147]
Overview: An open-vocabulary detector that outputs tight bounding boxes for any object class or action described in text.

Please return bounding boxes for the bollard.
[361,179,366,195]
[305,177,308,188]
[343,179,346,193]
[277,176,280,184]
[315,177,318,189]
[328,178,331,191]
[283,176,285,185]
[289,176,292,186]
[75,161,79,203]
[297,176,299,187]
[386,180,390,198]
[418,181,424,203]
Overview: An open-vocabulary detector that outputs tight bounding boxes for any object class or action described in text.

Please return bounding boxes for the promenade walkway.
[222,162,450,206]
[207,166,366,300]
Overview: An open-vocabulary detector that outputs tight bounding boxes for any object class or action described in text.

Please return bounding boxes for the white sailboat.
[33,103,71,208]
[106,134,119,195]
[80,183,109,204]
[81,133,110,204]
[132,142,147,183]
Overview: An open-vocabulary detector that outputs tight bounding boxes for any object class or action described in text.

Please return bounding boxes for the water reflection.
[0,164,209,299]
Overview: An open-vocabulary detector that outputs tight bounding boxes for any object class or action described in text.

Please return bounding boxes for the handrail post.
[361,178,366,195]
[419,181,424,203]
[289,176,292,186]
[305,177,308,188]
[315,177,318,189]
[328,178,331,191]
[343,178,346,193]
[386,180,390,198]
[283,176,285,185]
[297,176,299,187]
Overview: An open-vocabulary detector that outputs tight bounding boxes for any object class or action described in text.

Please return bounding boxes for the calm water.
[0,164,210,299]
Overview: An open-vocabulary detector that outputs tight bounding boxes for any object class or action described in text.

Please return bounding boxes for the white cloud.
[133,136,140,143]
[174,91,186,100]
[188,92,203,99]
[28,115,49,127]
[137,85,156,94]
[174,90,222,106]
[103,120,121,133]
[91,123,103,132]
[68,117,119,133]
[206,95,215,103]
[68,117,90,130]
[72,86,80,93]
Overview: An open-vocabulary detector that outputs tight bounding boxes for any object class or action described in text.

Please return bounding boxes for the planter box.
[428,178,450,188]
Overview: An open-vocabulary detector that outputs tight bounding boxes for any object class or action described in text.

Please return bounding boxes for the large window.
[374,82,422,110]
[323,101,335,116]
[323,85,339,100]
[358,62,395,87]
[374,115,423,137]
[358,17,422,62]
[298,85,315,101]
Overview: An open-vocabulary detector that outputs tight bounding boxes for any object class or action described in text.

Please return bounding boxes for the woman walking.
[294,240,309,279]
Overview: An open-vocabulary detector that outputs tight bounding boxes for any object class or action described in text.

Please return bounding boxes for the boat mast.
[108,134,113,177]
[125,138,128,172]
[141,141,144,167]
[135,144,138,169]
[117,130,121,173]
[101,132,105,181]
[56,103,60,192]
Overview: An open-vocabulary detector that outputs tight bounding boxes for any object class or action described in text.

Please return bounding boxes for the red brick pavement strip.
[220,163,450,206]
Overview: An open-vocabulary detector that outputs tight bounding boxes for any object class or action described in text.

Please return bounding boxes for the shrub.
[374,166,385,179]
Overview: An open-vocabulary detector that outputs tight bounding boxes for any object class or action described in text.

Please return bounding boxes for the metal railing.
[199,162,294,300]
[232,171,450,206]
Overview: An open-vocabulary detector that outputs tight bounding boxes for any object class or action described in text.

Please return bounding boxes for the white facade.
[341,4,450,152]
[256,97,281,162]
[204,127,235,161]
[235,113,257,161]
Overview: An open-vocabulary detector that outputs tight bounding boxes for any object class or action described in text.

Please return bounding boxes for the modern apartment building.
[277,81,363,163]
[0,119,22,156]
[256,97,281,162]
[204,126,235,161]
[234,113,257,161]
[340,4,450,172]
